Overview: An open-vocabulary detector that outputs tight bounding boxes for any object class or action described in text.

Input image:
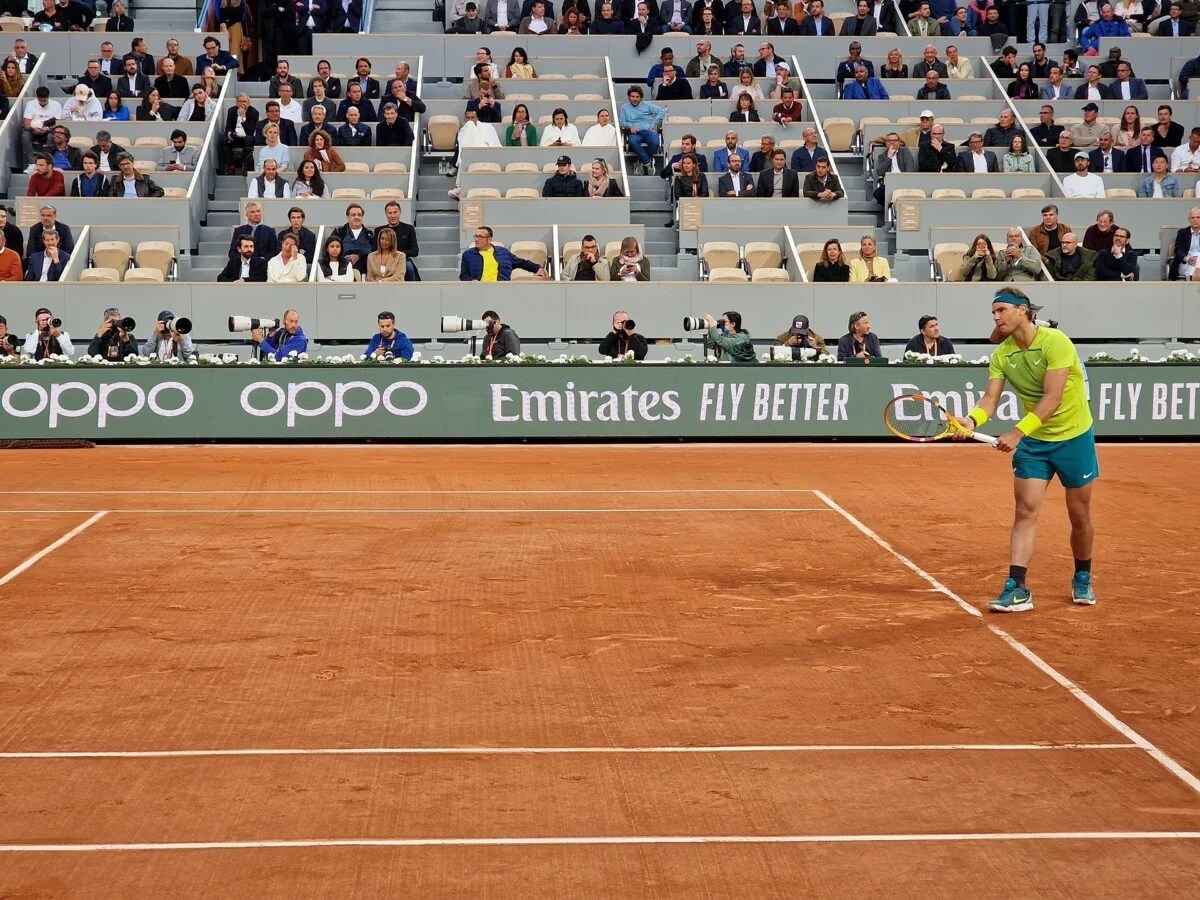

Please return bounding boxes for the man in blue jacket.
[460,226,548,281]
[363,311,415,360]
[253,310,308,361]
[842,64,890,99]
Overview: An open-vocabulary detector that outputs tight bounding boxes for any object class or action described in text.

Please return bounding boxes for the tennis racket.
[883,393,998,445]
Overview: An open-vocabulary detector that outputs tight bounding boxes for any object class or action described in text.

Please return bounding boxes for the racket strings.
[884,396,947,440]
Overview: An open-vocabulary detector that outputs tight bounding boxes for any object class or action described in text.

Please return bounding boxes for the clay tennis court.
[1,444,1199,897]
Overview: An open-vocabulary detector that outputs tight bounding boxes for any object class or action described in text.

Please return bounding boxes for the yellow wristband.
[968,408,988,428]
[1015,412,1043,437]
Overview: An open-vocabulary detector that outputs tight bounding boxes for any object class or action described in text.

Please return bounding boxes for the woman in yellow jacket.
[848,235,892,282]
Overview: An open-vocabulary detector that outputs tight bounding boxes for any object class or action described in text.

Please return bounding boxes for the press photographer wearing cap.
[704,311,756,363]
[773,314,827,358]
[86,307,137,361]
[24,307,74,359]
[598,310,648,360]
[141,310,195,360]
[481,310,521,359]
[252,309,308,361]
[0,316,20,358]
[363,311,414,361]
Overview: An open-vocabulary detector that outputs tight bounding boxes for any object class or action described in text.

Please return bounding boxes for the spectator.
[1040,66,1070,101]
[371,202,420,281]
[998,227,1043,282]
[917,70,951,101]
[299,106,335,146]
[631,0,664,34]
[228,203,277,261]
[1046,130,1077,172]
[692,2,723,35]
[27,205,74,256]
[325,0,363,32]
[27,154,66,198]
[659,0,692,33]
[447,109,501,198]
[836,311,882,360]
[540,108,581,146]
[755,149,799,197]
[249,158,292,199]
[256,123,292,171]
[908,1,942,34]
[656,65,693,101]
[350,58,381,99]
[842,1,879,35]
[1074,66,1112,101]
[919,124,957,172]
[305,131,345,174]
[69,153,103,197]
[670,153,709,224]
[836,42,874,86]
[519,0,559,31]
[101,91,129,121]
[379,74,425,125]
[157,129,199,171]
[713,130,749,171]
[746,134,775,172]
[451,1,490,32]
[1027,204,1070,258]
[317,237,358,282]
[771,86,802,126]
[699,64,729,100]
[1007,64,1037,100]
[774,313,828,358]
[310,61,344,98]
[24,230,69,283]
[1083,210,1117,253]
[1081,3,1130,52]
[687,39,722,77]
[117,55,151,99]
[957,133,999,172]
[722,43,751,77]
[880,48,908,79]
[1096,226,1139,281]
[217,94,258,175]
[582,109,618,147]
[703,311,755,364]
[1111,105,1140,150]
[1062,151,1106,198]
[1171,127,1200,174]
[753,41,787,78]
[945,44,973,78]
[1003,133,1036,173]
[274,83,303,125]
[1,60,27,99]
[587,159,623,197]
[277,207,318,262]
[561,6,588,32]
[1070,103,1105,150]
[254,311,308,361]
[337,83,378,124]
[0,208,23,262]
[1045,232,1097,281]
[501,48,534,79]
[460,226,548,281]
[106,153,164,198]
[619,86,665,175]
[304,79,336,125]
[543,155,588,198]
[959,234,1002,281]
[1156,2,1195,35]
[330,204,375,275]
[842,64,890,99]
[873,132,914,204]
[729,92,760,122]
[156,38,193,78]
[610,235,650,281]
[0,234,21,283]
[1110,61,1148,101]
[136,89,177,122]
[1029,104,1063,148]
[31,0,72,33]
[466,84,503,124]
[982,109,1019,148]
[913,45,948,79]
[47,125,83,171]
[789,128,828,173]
[63,84,102,120]
[800,0,835,33]
[591,1,626,32]
[153,58,189,100]
[813,238,850,282]
[336,107,373,147]
[726,0,761,34]
[505,104,538,146]
[565,234,611,281]
[376,103,416,147]
[1154,105,1185,148]
[1172,208,1200,279]
[662,133,708,180]
[905,315,956,355]
[990,45,1019,80]
[87,308,137,361]
[24,308,74,359]
[20,86,63,168]
[717,152,755,196]
[1088,130,1124,173]
[365,227,405,283]
[1138,155,1182,197]
[849,235,891,282]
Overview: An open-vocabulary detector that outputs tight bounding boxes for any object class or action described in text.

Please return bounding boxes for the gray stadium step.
[371,0,444,34]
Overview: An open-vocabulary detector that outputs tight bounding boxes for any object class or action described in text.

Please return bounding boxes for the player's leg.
[1055,429,1099,605]
[991,475,1050,613]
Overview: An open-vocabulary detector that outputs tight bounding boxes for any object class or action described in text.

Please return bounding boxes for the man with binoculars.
[87,307,137,361]
[140,309,195,361]
[23,307,75,359]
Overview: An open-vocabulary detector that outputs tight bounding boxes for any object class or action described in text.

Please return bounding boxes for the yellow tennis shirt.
[989,326,1093,442]
[479,247,499,282]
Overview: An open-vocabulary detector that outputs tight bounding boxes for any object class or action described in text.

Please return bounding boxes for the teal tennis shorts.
[1013,427,1099,488]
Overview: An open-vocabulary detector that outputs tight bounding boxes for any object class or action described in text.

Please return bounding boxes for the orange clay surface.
[0,444,1198,898]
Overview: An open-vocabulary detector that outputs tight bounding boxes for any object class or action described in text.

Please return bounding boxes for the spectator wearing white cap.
[62,84,102,120]
[1062,151,1106,198]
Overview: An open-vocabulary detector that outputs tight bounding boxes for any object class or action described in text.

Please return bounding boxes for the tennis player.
[954,287,1097,613]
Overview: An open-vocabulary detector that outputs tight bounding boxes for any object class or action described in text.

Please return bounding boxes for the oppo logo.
[1,381,193,428]
[239,380,428,427]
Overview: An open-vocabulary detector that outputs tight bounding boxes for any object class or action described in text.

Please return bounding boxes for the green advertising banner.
[0,364,1197,440]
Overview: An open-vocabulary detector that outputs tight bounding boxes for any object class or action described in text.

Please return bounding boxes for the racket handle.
[970,431,999,446]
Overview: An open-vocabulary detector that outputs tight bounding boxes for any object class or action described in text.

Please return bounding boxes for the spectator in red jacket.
[27,153,65,197]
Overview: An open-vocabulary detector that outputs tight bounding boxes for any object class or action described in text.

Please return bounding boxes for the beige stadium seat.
[971,188,1006,199]
[604,240,623,263]
[292,73,312,82]
[132,159,157,175]
[466,187,502,199]
[541,93,569,100]
[107,134,130,145]
[937,117,964,125]
[505,161,540,173]
[68,136,92,150]
[426,115,461,151]
[572,73,600,79]
[957,96,987,102]
[1106,188,1137,198]
[744,241,782,273]
[511,240,549,266]
[890,187,927,204]
[1186,188,1196,199]
[0,16,24,30]
[795,242,824,278]
[829,12,850,29]
[187,137,203,149]
[342,161,370,173]
[162,187,187,198]
[778,140,803,150]
[667,115,693,124]
[575,115,598,127]
[822,117,855,152]
[1010,188,1046,199]
[1058,117,1082,126]
[540,73,567,80]
[467,161,502,174]
[699,116,727,124]
[370,188,406,199]
[134,240,175,277]
[331,187,367,199]
[91,240,132,276]
[705,138,726,149]
[1098,117,1120,127]
[933,242,970,282]
[506,93,534,101]
[504,187,541,198]
[134,136,168,149]
[561,241,581,264]
[709,267,748,284]
[373,162,409,174]
[123,267,165,284]
[931,188,966,199]
[890,94,914,101]
[896,116,921,126]
[701,241,741,272]
[79,267,121,283]
[575,94,605,101]
[751,267,790,283]
[537,115,554,125]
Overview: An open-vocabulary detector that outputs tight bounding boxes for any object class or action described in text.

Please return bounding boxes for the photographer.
[564,234,610,281]
[481,310,520,359]
[704,311,756,364]
[140,309,196,361]
[252,309,308,361]
[598,310,648,360]
[773,314,828,359]
[23,308,75,359]
[86,307,137,361]
[362,310,414,361]
[0,315,20,358]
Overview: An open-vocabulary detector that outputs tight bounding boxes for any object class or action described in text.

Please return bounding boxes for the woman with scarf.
[610,236,651,281]
[587,159,623,197]
[304,131,346,173]
[505,104,538,146]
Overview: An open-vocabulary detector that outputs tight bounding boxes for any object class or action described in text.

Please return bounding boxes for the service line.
[0,511,107,589]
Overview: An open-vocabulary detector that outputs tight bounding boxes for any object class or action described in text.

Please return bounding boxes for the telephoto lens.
[682,316,708,331]
[624,319,636,330]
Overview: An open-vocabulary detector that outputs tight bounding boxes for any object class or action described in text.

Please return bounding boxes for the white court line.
[813,489,1200,798]
[0,742,1139,760]
[12,508,838,515]
[0,511,107,589]
[2,832,1199,853]
[8,489,822,495]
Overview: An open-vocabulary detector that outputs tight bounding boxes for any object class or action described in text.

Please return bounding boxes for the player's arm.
[952,377,1005,436]
[992,367,1067,453]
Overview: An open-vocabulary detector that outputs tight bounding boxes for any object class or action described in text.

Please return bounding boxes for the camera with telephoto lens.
[771,345,817,361]
[682,316,711,331]
[109,316,136,333]
[441,316,488,333]
[40,317,63,334]
[164,316,192,336]
[228,316,280,333]
[622,319,635,331]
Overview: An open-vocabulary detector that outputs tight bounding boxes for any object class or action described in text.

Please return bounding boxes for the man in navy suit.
[196,36,240,76]
[799,0,836,34]
[292,0,326,55]
[255,102,298,147]
[1088,131,1125,173]
[1156,2,1196,36]
[717,153,755,196]
[1171,208,1200,280]
[1121,127,1167,172]
[1109,62,1148,101]
[725,0,760,34]
[326,0,363,32]
[228,204,279,260]
[218,236,269,282]
[754,150,800,197]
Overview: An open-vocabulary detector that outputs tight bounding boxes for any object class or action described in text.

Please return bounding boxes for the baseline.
[0,512,108,589]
